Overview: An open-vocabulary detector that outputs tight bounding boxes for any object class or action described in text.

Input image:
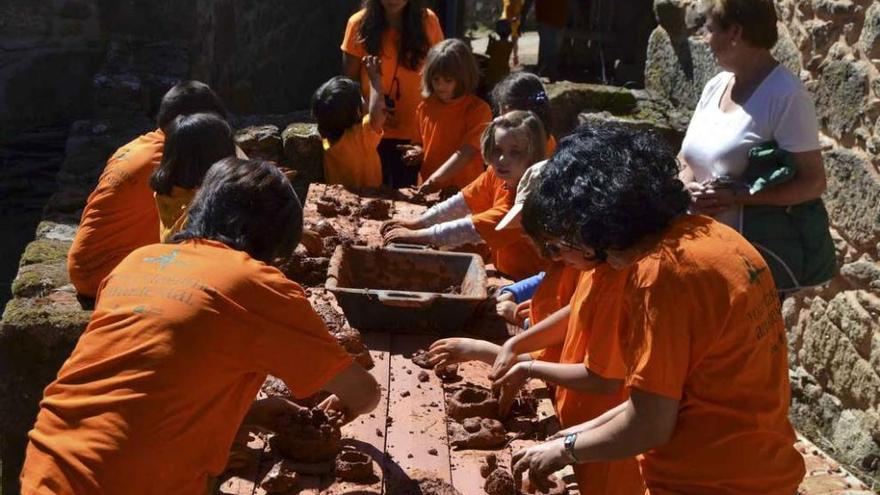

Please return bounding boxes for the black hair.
[491,72,553,135]
[173,158,303,264]
[156,81,228,132]
[149,113,235,196]
[312,76,363,143]
[359,0,431,71]
[521,123,690,254]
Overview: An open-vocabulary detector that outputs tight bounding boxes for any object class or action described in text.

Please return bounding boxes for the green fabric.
[741,143,837,291]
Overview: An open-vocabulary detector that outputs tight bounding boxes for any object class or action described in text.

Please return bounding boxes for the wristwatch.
[563,432,579,463]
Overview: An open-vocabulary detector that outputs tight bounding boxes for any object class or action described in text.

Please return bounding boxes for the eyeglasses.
[542,238,605,262]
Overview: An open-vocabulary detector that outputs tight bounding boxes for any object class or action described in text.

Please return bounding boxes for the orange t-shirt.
[606,215,804,494]
[527,263,579,363]
[341,9,444,141]
[21,240,353,495]
[416,93,492,188]
[68,130,165,297]
[460,168,546,280]
[555,266,645,495]
[323,114,383,188]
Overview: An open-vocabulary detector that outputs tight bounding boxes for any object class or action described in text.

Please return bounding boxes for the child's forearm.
[418,192,471,225]
[529,362,623,395]
[507,306,570,355]
[368,74,386,132]
[425,145,477,187]
[428,217,482,247]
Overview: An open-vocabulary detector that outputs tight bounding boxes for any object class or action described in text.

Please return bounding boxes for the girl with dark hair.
[490,125,804,494]
[404,38,492,191]
[341,0,444,187]
[21,158,381,495]
[149,112,235,242]
[67,81,228,298]
[382,110,548,281]
[313,56,386,188]
[491,72,554,149]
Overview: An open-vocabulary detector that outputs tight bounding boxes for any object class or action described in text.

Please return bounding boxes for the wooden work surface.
[215,331,574,495]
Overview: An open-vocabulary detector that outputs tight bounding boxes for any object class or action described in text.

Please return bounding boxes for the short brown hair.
[480,110,547,167]
[702,0,778,49]
[421,39,480,98]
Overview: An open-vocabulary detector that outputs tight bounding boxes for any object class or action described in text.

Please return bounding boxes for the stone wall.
[644,0,880,487]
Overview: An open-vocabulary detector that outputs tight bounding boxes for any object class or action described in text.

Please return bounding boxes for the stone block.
[811,0,856,20]
[859,1,880,59]
[644,27,719,111]
[35,221,77,242]
[546,81,638,137]
[19,239,70,266]
[813,59,871,140]
[829,409,880,482]
[653,0,689,38]
[578,110,684,150]
[840,256,880,292]
[773,23,803,75]
[798,290,880,410]
[802,19,838,61]
[235,125,283,163]
[281,122,324,185]
[822,149,880,253]
[11,262,69,299]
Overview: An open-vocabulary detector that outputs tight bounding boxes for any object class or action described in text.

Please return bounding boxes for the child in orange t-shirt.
[313,56,386,188]
[150,113,235,242]
[67,81,228,297]
[21,159,381,495]
[382,110,546,281]
[400,38,492,191]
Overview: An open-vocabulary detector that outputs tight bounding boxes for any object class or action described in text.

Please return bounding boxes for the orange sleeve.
[424,9,445,45]
[464,99,492,152]
[470,178,525,248]
[248,278,354,399]
[415,101,427,145]
[361,114,383,147]
[341,12,367,57]
[461,170,495,213]
[621,271,690,399]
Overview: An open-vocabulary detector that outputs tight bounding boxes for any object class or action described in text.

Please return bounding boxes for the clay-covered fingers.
[426,338,468,367]
[317,394,349,426]
[379,219,402,236]
[511,448,530,492]
[489,346,517,381]
[493,364,527,417]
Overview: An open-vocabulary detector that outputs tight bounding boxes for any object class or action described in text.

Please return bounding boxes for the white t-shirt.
[680,65,820,227]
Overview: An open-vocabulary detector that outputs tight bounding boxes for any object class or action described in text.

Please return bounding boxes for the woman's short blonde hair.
[480,110,547,167]
[421,38,480,98]
[702,0,778,49]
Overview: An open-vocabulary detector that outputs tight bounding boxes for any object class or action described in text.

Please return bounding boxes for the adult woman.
[21,159,381,494]
[679,0,825,229]
[493,125,805,494]
[341,0,444,187]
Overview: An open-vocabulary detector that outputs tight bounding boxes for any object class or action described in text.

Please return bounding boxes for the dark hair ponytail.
[150,113,235,196]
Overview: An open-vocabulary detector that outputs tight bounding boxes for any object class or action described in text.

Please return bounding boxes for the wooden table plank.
[384,333,453,492]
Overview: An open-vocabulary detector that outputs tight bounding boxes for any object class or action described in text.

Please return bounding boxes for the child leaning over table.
[313,55,386,188]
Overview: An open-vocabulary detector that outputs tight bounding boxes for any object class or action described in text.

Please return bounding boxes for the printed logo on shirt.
[143,249,187,270]
[741,254,768,285]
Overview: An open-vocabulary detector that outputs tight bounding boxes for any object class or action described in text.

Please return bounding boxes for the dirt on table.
[484,468,516,495]
[446,384,500,421]
[313,298,374,369]
[276,250,329,287]
[269,406,342,463]
[334,449,375,482]
[359,198,392,220]
[449,417,507,450]
[316,195,354,217]
[391,477,464,495]
[411,349,434,369]
[260,460,299,493]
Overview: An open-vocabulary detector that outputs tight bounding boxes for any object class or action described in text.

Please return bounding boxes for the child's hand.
[362,55,382,81]
[299,228,324,256]
[496,299,519,325]
[417,177,438,195]
[382,227,432,246]
[427,338,481,368]
[397,144,423,167]
[317,394,350,427]
[493,361,531,417]
[489,341,519,381]
[380,218,422,236]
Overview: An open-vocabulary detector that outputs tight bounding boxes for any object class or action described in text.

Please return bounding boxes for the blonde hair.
[421,39,480,98]
[480,110,547,167]
[701,0,778,49]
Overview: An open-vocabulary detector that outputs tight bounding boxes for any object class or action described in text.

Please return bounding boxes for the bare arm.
[362,56,386,133]
[741,149,826,206]
[529,361,622,395]
[420,145,479,193]
[570,388,678,461]
[321,362,381,419]
[342,52,361,79]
